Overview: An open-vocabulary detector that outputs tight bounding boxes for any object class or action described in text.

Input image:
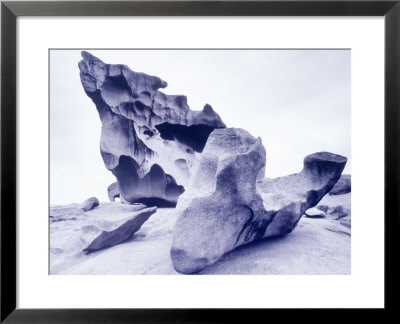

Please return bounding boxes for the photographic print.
[49,49,351,275]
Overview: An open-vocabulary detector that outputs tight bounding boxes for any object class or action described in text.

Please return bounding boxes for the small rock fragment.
[329,205,348,219]
[317,205,329,213]
[80,197,99,212]
[83,207,157,253]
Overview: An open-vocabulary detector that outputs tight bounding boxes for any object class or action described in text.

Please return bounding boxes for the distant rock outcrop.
[329,174,351,195]
[171,128,347,274]
[78,52,226,206]
[83,207,157,253]
[80,197,99,212]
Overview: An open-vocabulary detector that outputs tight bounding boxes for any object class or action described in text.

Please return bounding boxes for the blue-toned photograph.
[50,49,351,275]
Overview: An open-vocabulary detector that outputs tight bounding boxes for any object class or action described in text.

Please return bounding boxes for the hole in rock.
[155,123,219,153]
[112,155,185,207]
[140,91,151,97]
[101,74,135,106]
[143,129,154,137]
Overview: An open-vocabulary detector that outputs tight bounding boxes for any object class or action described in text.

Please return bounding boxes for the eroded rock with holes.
[79,51,226,206]
[171,128,347,274]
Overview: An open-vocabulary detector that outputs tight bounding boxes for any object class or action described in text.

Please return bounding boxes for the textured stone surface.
[258,152,347,238]
[83,207,157,253]
[49,204,85,222]
[80,197,99,212]
[79,51,225,206]
[305,207,326,218]
[171,128,267,273]
[329,174,351,195]
[171,129,347,273]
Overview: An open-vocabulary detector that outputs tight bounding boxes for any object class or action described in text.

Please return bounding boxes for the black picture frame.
[1,0,399,322]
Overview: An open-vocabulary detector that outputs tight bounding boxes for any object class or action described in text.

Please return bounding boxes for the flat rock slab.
[83,207,157,253]
[80,197,99,212]
[50,200,350,275]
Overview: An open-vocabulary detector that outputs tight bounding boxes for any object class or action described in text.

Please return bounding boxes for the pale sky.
[50,49,351,205]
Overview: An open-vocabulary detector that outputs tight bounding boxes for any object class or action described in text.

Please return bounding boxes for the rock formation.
[329,174,351,195]
[258,151,347,238]
[83,207,157,253]
[78,51,226,206]
[50,197,99,222]
[305,208,326,218]
[80,197,99,212]
[171,128,347,274]
[171,128,267,273]
[329,205,349,219]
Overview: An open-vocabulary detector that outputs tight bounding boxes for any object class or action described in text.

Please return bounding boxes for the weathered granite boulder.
[305,207,326,218]
[258,152,347,238]
[80,197,99,212]
[171,128,267,273]
[329,174,351,195]
[171,128,347,273]
[78,51,226,206]
[83,207,157,253]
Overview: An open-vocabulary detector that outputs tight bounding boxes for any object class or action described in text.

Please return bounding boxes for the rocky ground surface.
[50,192,350,275]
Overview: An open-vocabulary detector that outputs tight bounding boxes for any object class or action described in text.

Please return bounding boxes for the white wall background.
[50,49,351,205]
